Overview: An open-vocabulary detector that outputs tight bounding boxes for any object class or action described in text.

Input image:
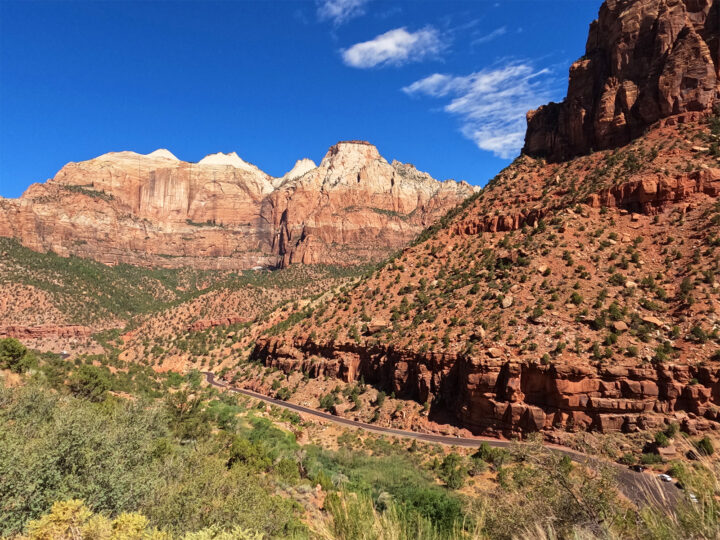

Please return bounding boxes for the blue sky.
[0,0,600,198]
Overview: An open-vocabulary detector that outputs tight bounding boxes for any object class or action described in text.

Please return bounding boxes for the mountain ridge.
[0,141,475,270]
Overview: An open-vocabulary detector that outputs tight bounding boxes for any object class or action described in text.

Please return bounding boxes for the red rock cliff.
[524,0,719,160]
[254,337,720,436]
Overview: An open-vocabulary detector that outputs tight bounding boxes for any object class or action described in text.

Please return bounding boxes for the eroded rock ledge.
[0,325,92,339]
[524,0,719,161]
[451,167,720,237]
[252,337,720,436]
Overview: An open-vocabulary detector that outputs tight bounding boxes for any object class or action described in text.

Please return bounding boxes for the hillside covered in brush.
[250,0,720,438]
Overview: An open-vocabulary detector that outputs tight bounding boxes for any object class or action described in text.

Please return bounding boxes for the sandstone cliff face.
[267,141,474,266]
[254,338,720,436]
[0,143,474,269]
[524,0,719,160]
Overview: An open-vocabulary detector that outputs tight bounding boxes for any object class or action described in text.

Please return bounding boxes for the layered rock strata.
[0,325,92,339]
[0,142,474,269]
[450,167,720,237]
[254,338,719,435]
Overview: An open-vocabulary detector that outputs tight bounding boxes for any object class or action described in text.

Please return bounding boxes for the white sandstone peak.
[147,148,179,160]
[198,151,257,171]
[319,141,385,170]
[281,158,317,181]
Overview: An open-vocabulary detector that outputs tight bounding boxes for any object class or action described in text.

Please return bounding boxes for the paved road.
[203,371,681,507]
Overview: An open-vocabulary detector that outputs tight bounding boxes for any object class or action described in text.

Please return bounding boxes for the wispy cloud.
[342,27,446,69]
[403,63,554,158]
[471,26,507,46]
[317,0,370,26]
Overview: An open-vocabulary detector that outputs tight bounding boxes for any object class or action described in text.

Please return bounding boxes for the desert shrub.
[439,453,467,489]
[0,385,301,537]
[68,365,111,402]
[696,436,715,456]
[0,337,35,373]
[654,431,670,448]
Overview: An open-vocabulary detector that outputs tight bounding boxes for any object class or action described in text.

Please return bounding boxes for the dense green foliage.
[0,338,36,373]
[0,383,301,537]
[0,355,468,538]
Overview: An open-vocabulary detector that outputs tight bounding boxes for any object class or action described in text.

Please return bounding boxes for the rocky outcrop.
[0,325,93,339]
[586,167,720,212]
[253,337,720,435]
[451,208,549,236]
[524,0,719,161]
[0,143,474,269]
[449,167,720,237]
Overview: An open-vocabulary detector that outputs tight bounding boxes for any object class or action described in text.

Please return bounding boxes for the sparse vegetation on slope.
[252,115,720,438]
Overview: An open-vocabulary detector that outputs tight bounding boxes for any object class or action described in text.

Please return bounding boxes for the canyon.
[2,0,720,442]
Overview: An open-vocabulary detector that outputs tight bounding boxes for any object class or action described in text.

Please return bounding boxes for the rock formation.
[524,0,719,160]
[269,141,473,266]
[0,143,474,269]
[254,338,720,436]
[0,325,92,339]
[249,0,720,438]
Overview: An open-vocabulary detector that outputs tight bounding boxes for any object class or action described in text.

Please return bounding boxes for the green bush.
[439,453,467,489]
[0,385,300,537]
[0,338,37,373]
[68,365,111,402]
[654,431,670,448]
[640,453,663,465]
[696,436,715,456]
[227,437,271,470]
[375,391,386,407]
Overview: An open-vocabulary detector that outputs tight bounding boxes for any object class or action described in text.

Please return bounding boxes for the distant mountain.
[0,141,475,269]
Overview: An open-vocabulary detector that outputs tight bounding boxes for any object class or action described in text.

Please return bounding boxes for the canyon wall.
[254,337,720,435]
[0,143,474,269]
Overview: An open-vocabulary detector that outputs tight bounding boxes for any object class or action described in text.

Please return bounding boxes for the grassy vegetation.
[0,238,220,324]
[0,349,466,538]
[0,238,373,326]
[3,343,719,539]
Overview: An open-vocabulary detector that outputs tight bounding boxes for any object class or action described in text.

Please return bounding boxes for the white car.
[689,493,699,503]
[658,473,673,482]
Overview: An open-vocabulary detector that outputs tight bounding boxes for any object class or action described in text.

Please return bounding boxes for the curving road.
[203,371,681,507]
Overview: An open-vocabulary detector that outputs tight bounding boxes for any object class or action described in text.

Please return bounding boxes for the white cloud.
[317,0,370,25]
[342,27,445,69]
[403,64,554,159]
[471,26,507,46]
[402,73,456,97]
